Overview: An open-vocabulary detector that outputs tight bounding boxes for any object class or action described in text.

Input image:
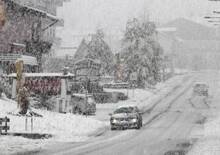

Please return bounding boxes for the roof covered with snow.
[117,105,137,109]
[7,72,75,78]
[72,93,93,97]
[4,0,60,21]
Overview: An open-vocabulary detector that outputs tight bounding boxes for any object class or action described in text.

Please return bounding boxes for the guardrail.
[0,117,10,135]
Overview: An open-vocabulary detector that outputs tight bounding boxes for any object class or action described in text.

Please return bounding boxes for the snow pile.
[0,97,105,142]
[188,113,220,155]
[0,136,46,155]
[0,94,106,154]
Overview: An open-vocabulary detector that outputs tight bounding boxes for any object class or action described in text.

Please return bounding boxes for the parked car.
[193,83,209,96]
[93,92,128,104]
[71,94,96,115]
[114,92,128,100]
[109,105,143,130]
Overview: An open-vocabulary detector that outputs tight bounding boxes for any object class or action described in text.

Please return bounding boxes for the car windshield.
[87,97,94,104]
[195,84,207,88]
[114,107,135,114]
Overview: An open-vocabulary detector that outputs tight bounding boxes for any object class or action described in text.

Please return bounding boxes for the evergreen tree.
[88,29,114,75]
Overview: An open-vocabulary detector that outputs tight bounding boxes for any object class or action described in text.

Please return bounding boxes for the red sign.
[24,78,61,95]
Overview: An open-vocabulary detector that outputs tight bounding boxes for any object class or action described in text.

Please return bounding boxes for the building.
[0,0,68,73]
[13,0,70,58]
[161,18,220,70]
[74,58,101,82]
[174,40,220,70]
[12,0,68,43]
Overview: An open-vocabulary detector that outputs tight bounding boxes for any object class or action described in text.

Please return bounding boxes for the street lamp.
[0,0,6,29]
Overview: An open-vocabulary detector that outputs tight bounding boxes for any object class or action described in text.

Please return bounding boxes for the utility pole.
[15,60,24,108]
[0,0,6,29]
[85,76,88,117]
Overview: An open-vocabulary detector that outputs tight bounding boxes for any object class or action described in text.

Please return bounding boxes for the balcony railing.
[0,53,38,65]
[0,53,21,62]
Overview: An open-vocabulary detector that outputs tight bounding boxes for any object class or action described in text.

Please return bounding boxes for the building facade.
[13,0,68,43]
[0,0,68,73]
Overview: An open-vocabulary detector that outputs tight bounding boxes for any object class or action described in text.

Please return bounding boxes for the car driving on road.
[110,105,143,130]
[193,83,209,96]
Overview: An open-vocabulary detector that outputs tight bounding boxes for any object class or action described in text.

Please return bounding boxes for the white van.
[69,93,96,115]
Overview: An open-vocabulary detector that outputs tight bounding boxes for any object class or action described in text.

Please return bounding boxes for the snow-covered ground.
[188,113,220,155]
[0,94,105,154]
[187,74,220,155]
[174,68,189,75]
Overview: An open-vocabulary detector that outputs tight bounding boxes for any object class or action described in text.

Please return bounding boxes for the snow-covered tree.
[121,18,163,86]
[88,29,114,75]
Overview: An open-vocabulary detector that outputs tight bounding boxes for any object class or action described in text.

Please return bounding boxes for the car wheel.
[111,126,116,130]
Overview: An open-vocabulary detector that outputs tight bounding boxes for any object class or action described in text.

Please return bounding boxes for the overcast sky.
[57,0,220,46]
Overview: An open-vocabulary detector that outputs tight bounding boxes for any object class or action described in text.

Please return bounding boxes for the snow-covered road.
[188,71,220,155]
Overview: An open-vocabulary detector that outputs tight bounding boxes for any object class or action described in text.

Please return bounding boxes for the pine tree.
[88,29,114,75]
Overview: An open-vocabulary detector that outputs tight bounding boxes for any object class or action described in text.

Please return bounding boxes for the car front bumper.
[111,121,139,129]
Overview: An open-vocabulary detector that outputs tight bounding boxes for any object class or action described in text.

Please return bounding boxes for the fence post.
[0,120,2,135]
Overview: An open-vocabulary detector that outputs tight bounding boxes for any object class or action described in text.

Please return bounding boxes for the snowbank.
[0,98,105,141]
[188,112,220,155]
[0,96,105,154]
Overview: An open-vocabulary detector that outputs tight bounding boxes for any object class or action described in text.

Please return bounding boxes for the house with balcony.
[0,0,67,73]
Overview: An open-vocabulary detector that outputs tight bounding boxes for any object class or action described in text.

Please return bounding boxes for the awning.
[3,0,60,21]
[7,72,75,78]
[21,5,59,21]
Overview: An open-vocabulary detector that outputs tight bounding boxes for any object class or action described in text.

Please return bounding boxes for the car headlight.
[131,118,137,123]
[111,118,117,123]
